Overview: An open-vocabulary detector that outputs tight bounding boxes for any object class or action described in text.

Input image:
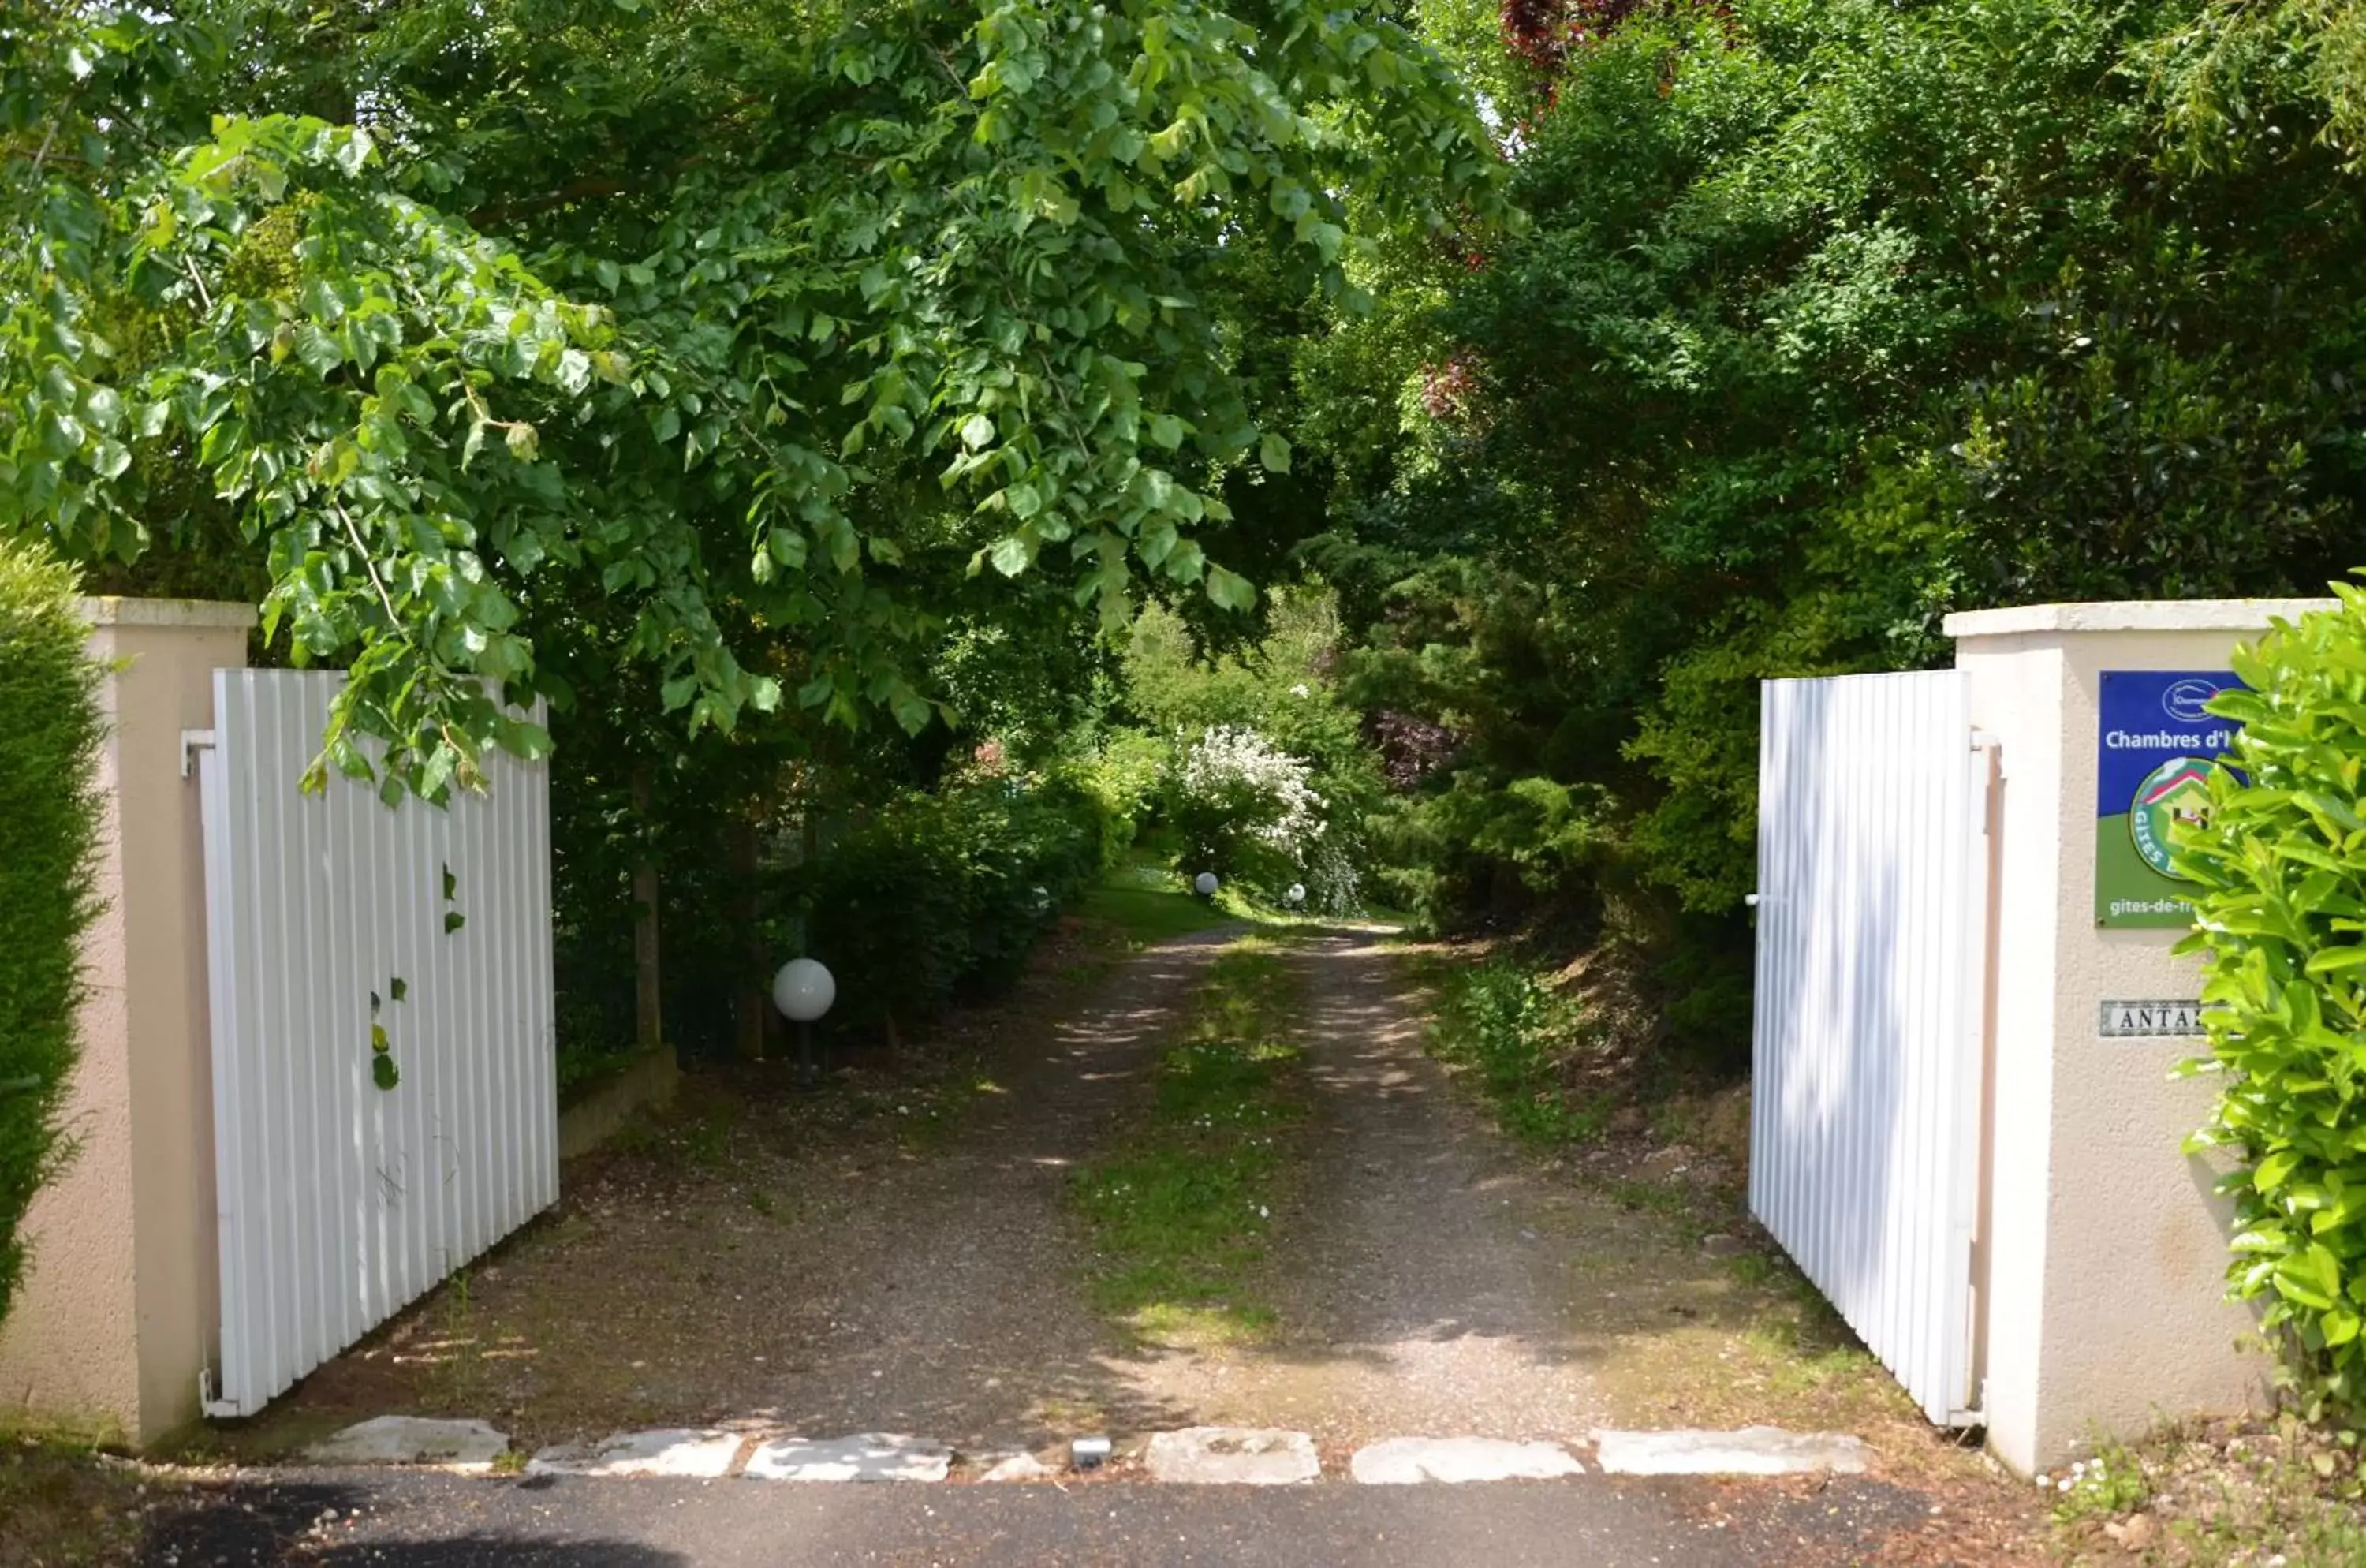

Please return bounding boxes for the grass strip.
[1069,936,1303,1346]
[0,1432,167,1566]
[1416,954,1610,1147]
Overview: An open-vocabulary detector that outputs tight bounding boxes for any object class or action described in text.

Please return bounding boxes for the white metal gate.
[197,670,557,1416]
[1749,671,1991,1425]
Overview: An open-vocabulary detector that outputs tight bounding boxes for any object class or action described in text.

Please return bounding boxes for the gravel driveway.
[1112,929,1614,1446]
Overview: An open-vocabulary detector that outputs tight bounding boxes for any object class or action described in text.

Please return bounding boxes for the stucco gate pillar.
[0,598,252,1444]
[1946,599,2327,1475]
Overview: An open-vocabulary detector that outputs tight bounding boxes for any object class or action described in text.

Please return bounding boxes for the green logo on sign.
[2129,757,2221,878]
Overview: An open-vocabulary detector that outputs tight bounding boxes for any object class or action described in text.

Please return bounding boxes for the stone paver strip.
[743,1433,953,1482]
[304,1417,509,1469]
[1591,1427,1872,1477]
[1349,1436,1584,1484]
[526,1429,746,1478]
[1142,1427,1321,1485]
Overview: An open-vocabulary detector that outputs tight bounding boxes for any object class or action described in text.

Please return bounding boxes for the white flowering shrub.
[1301,837,1363,915]
[1168,726,1335,902]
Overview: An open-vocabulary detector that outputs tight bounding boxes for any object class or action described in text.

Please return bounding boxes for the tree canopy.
[2,0,1502,795]
[23,0,2366,1060]
[1296,0,2366,948]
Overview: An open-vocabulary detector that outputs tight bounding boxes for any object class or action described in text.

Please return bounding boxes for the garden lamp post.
[1194,872,1219,898]
[1286,883,1305,909]
[772,958,837,1088]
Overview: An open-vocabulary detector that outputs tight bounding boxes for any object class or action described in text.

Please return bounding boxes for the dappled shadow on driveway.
[707,927,1241,1448]
[1107,924,2005,1506]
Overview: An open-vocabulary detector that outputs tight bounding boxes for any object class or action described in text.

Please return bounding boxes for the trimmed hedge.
[793,775,1108,1037]
[0,539,106,1329]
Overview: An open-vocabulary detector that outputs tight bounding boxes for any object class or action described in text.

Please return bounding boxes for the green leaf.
[419,745,456,801]
[371,1054,400,1092]
[1205,565,1257,611]
[293,324,341,376]
[2277,1244,2347,1311]
[2301,793,2365,833]
[988,536,1032,577]
[1259,432,1293,474]
[334,128,374,176]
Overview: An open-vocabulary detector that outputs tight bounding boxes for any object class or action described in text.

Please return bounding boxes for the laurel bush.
[2177,585,2366,1419]
[0,538,105,1330]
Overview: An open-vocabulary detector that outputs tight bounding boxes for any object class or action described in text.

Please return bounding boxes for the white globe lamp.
[1193,872,1219,898]
[1286,883,1306,908]
[773,958,837,1085]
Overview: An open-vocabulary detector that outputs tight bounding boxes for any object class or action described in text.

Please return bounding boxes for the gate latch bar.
[180,729,215,780]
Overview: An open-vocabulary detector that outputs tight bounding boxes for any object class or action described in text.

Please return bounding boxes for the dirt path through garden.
[638,926,1240,1451]
[1111,928,1615,1446]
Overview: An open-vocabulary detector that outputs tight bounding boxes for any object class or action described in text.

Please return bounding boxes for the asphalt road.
[144,1470,1953,1568]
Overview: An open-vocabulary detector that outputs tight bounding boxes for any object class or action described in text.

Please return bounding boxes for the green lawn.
[1076,882,1237,945]
[1076,859,1242,946]
[1073,855,1392,945]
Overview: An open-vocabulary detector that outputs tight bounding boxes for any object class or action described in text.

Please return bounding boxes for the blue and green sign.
[2096,671,2243,928]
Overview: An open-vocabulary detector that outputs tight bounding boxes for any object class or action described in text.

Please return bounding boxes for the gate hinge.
[180,729,216,780]
[198,1366,246,1421]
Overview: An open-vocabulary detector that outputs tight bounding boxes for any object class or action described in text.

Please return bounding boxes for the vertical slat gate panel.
[200,671,556,1417]
[1748,670,1985,1426]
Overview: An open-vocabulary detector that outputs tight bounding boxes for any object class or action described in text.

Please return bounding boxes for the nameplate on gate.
[2098,999,2207,1038]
